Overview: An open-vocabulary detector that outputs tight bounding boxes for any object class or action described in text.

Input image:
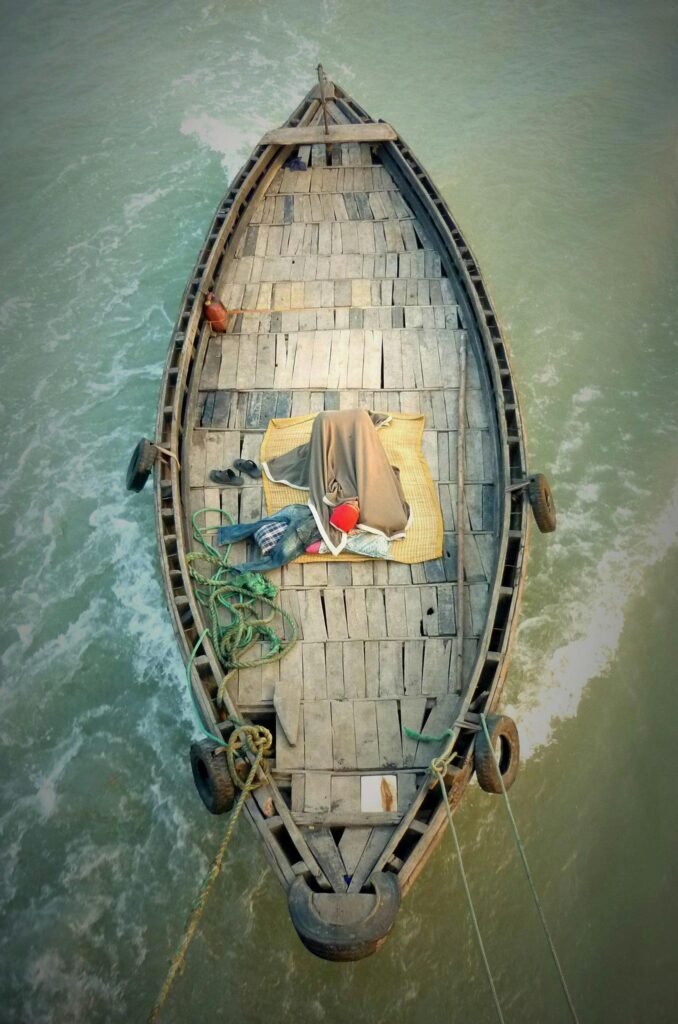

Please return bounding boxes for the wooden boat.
[127,69,555,961]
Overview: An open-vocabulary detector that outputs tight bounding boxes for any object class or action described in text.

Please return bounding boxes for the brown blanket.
[263,409,412,555]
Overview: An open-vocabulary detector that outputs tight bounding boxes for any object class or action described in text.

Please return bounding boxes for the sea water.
[1,1,676,1021]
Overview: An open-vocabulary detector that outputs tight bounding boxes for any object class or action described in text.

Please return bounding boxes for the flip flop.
[233,458,262,479]
[209,468,244,486]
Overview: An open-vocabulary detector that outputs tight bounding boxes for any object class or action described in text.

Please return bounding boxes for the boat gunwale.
[152,81,531,897]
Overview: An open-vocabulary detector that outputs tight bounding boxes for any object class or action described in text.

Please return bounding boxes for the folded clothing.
[313,532,392,560]
[253,521,288,554]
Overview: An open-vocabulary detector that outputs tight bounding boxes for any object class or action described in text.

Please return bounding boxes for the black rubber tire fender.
[288,873,400,962]
[126,437,157,493]
[190,740,235,815]
[474,714,520,794]
[528,473,556,533]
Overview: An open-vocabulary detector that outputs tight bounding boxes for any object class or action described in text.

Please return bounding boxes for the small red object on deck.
[203,291,229,333]
[329,502,360,533]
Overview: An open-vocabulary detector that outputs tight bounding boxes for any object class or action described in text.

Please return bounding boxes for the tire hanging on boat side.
[474,714,520,793]
[528,473,556,533]
[126,437,157,493]
[190,740,236,814]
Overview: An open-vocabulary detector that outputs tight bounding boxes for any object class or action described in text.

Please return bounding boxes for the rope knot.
[224,724,273,792]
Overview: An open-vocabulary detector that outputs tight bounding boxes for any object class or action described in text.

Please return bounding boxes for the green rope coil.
[186,507,298,705]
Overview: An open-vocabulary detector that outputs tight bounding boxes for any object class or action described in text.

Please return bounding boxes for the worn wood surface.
[261,123,397,145]
[188,129,500,890]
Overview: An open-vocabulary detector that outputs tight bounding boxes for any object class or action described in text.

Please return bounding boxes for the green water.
[1,1,677,1021]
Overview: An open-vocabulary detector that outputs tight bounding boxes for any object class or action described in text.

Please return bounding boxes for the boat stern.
[287,873,401,962]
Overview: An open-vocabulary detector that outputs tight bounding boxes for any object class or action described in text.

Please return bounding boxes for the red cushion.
[329,503,359,533]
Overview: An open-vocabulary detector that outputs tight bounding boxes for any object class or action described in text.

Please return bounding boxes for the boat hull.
[151,79,531,957]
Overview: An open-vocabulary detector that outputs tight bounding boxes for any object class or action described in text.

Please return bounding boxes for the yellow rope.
[148,724,272,1024]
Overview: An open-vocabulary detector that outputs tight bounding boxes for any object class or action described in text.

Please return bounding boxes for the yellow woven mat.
[260,412,443,564]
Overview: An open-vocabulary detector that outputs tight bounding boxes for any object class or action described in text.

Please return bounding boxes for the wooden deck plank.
[303,702,333,770]
[404,640,424,696]
[304,771,332,814]
[345,587,368,638]
[378,641,404,697]
[275,703,305,771]
[302,643,327,701]
[422,638,453,696]
[365,588,387,639]
[414,695,459,767]
[324,588,349,640]
[331,775,361,815]
[354,700,379,769]
[325,642,345,700]
[297,589,328,642]
[400,697,428,768]
[362,329,382,389]
[346,329,365,389]
[365,641,380,698]
[384,586,407,637]
[331,701,358,770]
[343,641,366,698]
[375,700,403,768]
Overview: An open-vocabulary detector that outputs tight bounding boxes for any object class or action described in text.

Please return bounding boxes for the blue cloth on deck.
[216,504,320,573]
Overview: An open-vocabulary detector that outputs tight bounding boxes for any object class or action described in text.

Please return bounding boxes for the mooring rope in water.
[148,724,272,1023]
[147,514,298,1020]
[186,507,298,706]
[430,719,582,1024]
[431,758,506,1024]
[479,713,581,1024]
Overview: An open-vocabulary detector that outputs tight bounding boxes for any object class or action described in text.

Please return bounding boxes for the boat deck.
[187,139,500,885]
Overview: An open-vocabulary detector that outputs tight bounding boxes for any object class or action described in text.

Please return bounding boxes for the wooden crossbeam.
[262,123,397,146]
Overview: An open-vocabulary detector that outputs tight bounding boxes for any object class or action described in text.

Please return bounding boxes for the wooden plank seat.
[261,123,398,146]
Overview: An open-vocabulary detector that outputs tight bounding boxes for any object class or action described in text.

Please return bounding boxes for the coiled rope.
[431,719,581,1024]
[186,507,298,705]
[148,511,298,1021]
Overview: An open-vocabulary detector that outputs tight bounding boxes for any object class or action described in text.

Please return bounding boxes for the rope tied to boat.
[431,758,506,1024]
[430,717,581,1024]
[147,518,296,1019]
[148,723,272,1023]
[219,722,273,793]
[477,712,581,1024]
[187,507,298,705]
[153,443,181,471]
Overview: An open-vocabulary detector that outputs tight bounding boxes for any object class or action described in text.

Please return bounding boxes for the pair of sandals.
[209,459,262,487]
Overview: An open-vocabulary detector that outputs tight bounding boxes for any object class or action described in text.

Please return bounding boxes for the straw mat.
[260,412,443,564]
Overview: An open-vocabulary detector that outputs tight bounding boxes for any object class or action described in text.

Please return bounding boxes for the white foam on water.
[506,470,678,757]
[123,186,172,223]
[24,949,123,1024]
[180,111,270,166]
